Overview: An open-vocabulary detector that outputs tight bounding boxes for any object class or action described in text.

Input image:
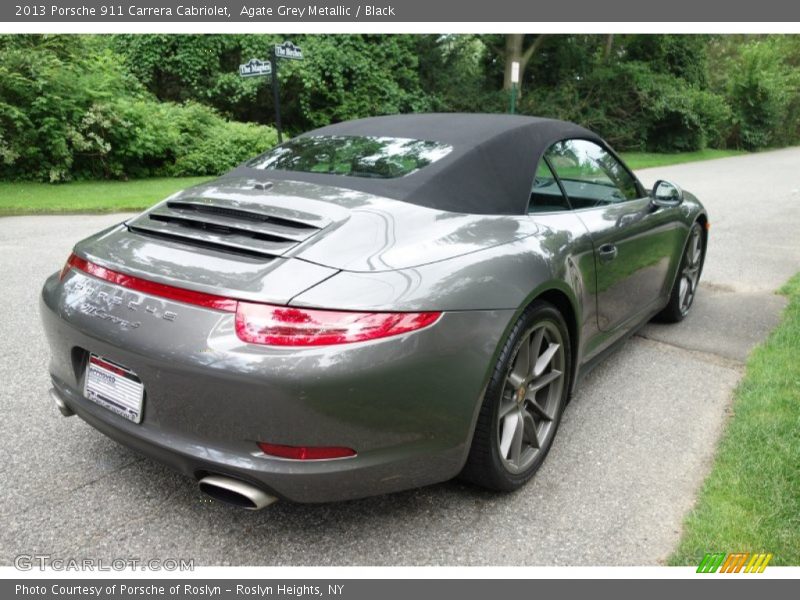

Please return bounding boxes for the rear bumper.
[40,270,513,502]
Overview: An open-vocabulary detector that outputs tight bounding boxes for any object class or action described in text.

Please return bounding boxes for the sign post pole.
[239,42,303,146]
[510,61,520,115]
[238,59,274,138]
[270,46,283,143]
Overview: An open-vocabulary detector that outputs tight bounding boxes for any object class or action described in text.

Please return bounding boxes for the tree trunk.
[503,34,523,92]
[503,34,546,98]
[603,34,615,60]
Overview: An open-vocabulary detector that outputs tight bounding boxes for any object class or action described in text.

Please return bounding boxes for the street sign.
[239,58,272,78]
[274,41,304,61]
[238,43,304,144]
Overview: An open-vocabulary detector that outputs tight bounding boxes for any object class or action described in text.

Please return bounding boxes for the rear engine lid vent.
[126,197,330,259]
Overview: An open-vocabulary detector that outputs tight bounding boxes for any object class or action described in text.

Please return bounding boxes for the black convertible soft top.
[233,113,603,215]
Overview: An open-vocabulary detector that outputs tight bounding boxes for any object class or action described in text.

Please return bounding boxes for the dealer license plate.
[83,354,144,423]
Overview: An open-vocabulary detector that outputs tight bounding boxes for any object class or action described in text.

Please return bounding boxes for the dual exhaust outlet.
[50,389,278,510]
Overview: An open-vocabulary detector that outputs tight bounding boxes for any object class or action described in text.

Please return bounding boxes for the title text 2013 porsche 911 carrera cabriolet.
[41,114,708,508]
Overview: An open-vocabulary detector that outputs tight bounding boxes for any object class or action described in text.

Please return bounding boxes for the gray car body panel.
[41,270,513,502]
[40,118,707,503]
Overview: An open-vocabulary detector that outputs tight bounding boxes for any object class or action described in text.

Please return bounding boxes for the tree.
[603,34,614,61]
[0,35,276,181]
[112,34,436,133]
[502,34,547,97]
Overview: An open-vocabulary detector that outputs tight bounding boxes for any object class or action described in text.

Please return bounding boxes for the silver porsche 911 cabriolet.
[41,114,708,508]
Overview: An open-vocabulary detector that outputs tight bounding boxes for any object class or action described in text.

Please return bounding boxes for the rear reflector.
[60,253,441,346]
[257,442,356,460]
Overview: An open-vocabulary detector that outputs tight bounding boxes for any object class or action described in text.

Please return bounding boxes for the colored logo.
[697,552,773,573]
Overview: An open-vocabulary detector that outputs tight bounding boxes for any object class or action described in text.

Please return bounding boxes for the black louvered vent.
[126,197,329,259]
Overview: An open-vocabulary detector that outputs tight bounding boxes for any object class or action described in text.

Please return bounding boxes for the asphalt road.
[1,148,798,566]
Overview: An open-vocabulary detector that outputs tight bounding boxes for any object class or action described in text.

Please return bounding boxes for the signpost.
[239,41,304,145]
[270,41,304,143]
[509,60,520,115]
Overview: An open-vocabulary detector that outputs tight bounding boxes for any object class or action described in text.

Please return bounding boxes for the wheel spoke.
[682,271,693,291]
[510,409,525,463]
[528,369,563,394]
[523,412,540,449]
[534,342,560,377]
[499,411,519,459]
[679,278,689,306]
[509,335,531,385]
[507,372,524,389]
[528,398,555,422]
[691,234,701,265]
[530,327,545,364]
[499,393,517,418]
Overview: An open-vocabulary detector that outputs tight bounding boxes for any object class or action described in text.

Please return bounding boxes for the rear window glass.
[246,135,453,179]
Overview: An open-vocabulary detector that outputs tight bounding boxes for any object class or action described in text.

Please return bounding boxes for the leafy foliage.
[520,36,731,152]
[2,33,800,182]
[0,35,276,181]
[722,39,800,149]
[111,34,434,132]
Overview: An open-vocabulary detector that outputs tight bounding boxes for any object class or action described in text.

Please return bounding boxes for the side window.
[545,139,640,209]
[529,158,571,213]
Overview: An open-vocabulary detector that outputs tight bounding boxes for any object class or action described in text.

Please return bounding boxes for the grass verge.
[0,149,746,216]
[622,149,745,170]
[669,273,800,566]
[0,177,213,216]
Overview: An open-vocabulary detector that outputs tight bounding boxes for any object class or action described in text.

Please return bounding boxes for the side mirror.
[650,180,684,208]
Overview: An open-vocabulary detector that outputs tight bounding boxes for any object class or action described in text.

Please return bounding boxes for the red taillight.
[235,301,441,346]
[59,253,79,280]
[60,253,441,346]
[257,442,356,460]
[59,253,237,311]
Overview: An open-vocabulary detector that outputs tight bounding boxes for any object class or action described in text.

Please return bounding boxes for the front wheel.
[657,221,705,323]
[461,301,571,492]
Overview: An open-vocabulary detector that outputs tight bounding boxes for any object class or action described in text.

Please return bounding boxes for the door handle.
[598,243,618,263]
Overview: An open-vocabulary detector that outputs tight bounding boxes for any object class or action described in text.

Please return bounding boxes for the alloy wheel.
[497,321,565,474]
[679,226,703,315]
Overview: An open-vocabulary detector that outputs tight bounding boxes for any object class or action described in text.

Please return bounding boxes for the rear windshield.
[246,135,453,179]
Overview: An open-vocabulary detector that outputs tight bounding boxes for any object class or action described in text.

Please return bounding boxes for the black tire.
[656,221,705,323]
[460,300,571,492]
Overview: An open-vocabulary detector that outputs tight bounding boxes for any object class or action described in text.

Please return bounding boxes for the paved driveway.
[1,148,798,566]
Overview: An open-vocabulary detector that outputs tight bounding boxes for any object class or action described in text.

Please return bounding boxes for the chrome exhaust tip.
[198,475,278,510]
[49,388,75,417]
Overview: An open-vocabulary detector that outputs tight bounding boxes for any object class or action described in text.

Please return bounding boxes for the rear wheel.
[657,221,705,323]
[461,301,571,491]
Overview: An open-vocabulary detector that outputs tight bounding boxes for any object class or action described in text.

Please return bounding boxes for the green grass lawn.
[670,273,800,566]
[0,149,746,216]
[0,177,213,216]
[622,149,745,170]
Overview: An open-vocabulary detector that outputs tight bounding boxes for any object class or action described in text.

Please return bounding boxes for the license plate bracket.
[83,354,144,424]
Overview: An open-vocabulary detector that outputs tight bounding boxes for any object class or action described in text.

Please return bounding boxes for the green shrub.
[725,41,799,150]
[0,35,130,181]
[173,118,277,176]
[638,72,731,152]
[0,36,276,181]
[522,61,730,152]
